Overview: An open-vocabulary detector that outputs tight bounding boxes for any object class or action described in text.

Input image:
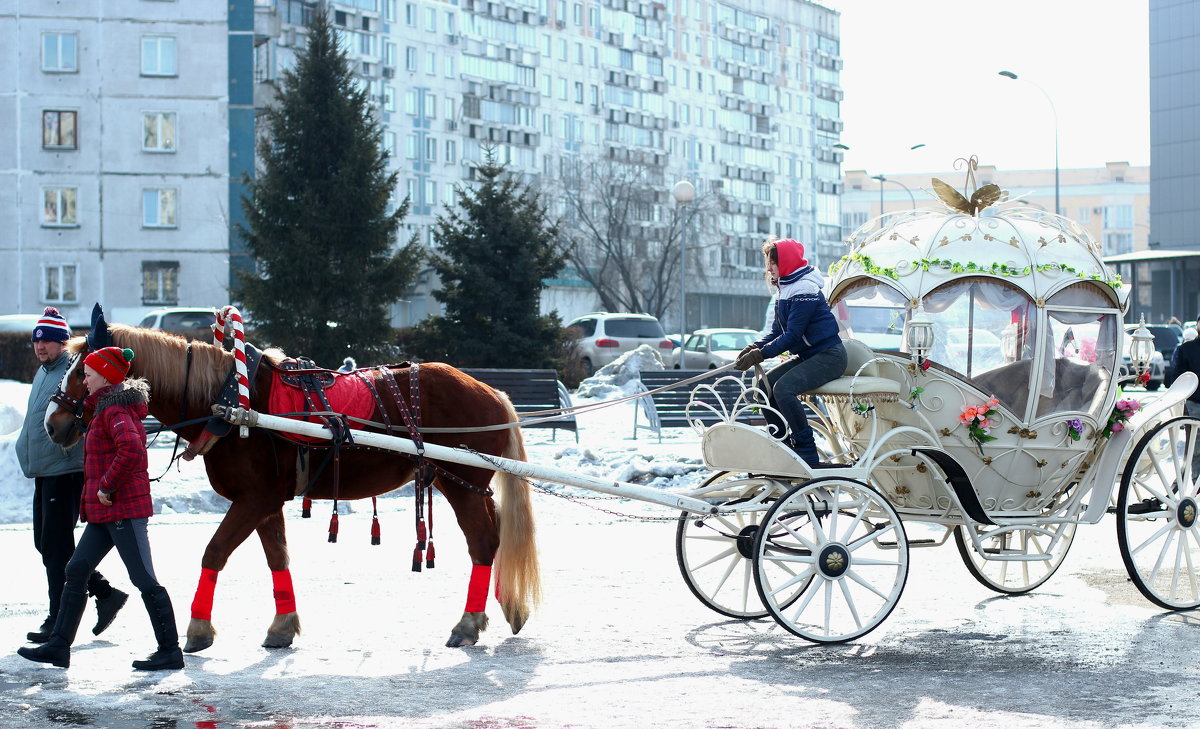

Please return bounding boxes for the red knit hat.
[775,239,808,277]
[84,346,135,384]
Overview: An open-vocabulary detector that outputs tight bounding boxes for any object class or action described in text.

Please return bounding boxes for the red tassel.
[301,497,312,518]
[328,513,338,543]
[412,545,423,572]
[425,540,435,569]
[370,516,381,546]
[415,519,427,549]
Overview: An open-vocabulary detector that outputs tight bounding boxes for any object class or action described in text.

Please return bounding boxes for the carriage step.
[876,538,937,549]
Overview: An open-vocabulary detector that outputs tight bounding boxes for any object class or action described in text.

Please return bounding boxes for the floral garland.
[1065,418,1085,441]
[829,254,1123,290]
[960,397,1000,453]
[1100,398,1142,439]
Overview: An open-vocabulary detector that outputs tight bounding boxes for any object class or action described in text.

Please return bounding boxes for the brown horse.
[45,319,540,652]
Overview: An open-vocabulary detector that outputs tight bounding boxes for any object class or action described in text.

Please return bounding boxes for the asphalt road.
[0,484,1197,729]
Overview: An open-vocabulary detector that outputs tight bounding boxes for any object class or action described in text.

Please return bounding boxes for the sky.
[818,0,1150,176]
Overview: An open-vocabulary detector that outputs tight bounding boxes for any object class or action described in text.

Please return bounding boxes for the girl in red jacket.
[18,347,184,671]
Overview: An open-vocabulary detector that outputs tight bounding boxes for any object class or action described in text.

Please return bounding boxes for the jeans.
[65,519,163,596]
[764,343,848,443]
[32,473,111,617]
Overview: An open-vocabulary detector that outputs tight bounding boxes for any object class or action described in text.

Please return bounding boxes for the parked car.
[1122,323,1182,391]
[138,307,217,339]
[671,328,760,369]
[565,313,674,376]
[0,314,45,333]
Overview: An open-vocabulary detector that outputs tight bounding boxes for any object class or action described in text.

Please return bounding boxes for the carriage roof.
[827,203,1128,311]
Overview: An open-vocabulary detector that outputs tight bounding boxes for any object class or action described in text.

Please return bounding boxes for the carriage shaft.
[218,408,719,515]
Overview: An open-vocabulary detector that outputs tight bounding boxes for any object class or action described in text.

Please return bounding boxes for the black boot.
[26,616,55,643]
[17,589,87,668]
[789,426,821,466]
[132,587,184,671]
[92,588,128,636]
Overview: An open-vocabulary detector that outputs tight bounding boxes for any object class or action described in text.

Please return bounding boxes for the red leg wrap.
[271,569,297,614]
[465,564,491,612]
[191,567,219,621]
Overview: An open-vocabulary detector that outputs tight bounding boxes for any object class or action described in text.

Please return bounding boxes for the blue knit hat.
[32,307,70,343]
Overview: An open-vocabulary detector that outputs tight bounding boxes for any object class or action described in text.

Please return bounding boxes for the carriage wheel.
[954,523,1077,594]
[1116,416,1200,610]
[676,472,790,619]
[752,477,908,643]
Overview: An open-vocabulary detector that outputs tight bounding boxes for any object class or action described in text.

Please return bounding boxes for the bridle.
[50,353,89,434]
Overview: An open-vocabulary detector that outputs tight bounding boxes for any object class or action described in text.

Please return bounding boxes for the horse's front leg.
[442,488,500,648]
[184,500,278,653]
[256,508,301,649]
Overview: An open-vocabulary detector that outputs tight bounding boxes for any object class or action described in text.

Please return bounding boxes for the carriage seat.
[803,338,901,402]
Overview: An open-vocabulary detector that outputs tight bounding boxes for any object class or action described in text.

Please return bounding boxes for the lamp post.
[999,70,1059,215]
[672,180,695,345]
[871,174,916,213]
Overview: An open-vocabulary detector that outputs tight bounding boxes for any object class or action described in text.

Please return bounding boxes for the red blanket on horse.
[267,370,377,442]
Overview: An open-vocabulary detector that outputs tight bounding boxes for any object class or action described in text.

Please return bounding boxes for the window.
[405,47,417,71]
[141,36,177,76]
[426,51,436,75]
[142,188,178,228]
[43,264,77,304]
[42,32,78,72]
[42,187,78,226]
[445,11,456,34]
[142,112,176,152]
[574,82,583,103]
[42,110,77,150]
[384,131,396,156]
[425,94,436,119]
[425,7,436,31]
[444,55,454,77]
[141,261,179,305]
[426,180,437,206]
[406,134,417,159]
[1104,205,1133,229]
[445,139,456,163]
[405,3,416,25]
[425,137,437,162]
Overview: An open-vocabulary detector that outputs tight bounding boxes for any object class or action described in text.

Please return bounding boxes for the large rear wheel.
[954,523,1077,594]
[752,477,908,643]
[1116,416,1200,609]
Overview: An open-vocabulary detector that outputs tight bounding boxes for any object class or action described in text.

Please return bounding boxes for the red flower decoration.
[920,359,931,371]
[1139,370,1151,384]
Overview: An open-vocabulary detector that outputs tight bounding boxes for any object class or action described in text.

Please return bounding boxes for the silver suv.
[566,313,674,376]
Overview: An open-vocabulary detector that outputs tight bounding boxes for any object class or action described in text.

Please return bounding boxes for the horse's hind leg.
[256,508,301,649]
[184,500,278,653]
[441,489,500,648]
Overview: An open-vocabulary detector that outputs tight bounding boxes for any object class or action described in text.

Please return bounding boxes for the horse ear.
[87,303,112,350]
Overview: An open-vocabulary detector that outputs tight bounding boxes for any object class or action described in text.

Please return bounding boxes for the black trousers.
[32,473,112,618]
[65,519,162,596]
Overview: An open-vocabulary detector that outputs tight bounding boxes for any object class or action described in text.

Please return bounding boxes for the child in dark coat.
[18,346,184,671]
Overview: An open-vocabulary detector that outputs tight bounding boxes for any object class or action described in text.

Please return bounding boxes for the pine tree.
[409,152,565,368]
[232,5,418,367]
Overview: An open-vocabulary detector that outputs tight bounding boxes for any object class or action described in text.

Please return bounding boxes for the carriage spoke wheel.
[752,477,908,643]
[676,472,792,619]
[954,522,1077,594]
[1117,416,1200,610]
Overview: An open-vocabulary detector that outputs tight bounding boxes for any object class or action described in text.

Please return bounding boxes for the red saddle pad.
[267,371,378,441]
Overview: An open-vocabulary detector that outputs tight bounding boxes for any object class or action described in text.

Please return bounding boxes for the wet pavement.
[1,485,1197,729]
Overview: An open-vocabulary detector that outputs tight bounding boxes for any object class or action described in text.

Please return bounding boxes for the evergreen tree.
[409,152,565,368]
[232,5,418,367]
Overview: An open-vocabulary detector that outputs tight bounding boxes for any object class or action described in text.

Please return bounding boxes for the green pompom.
[122,347,135,362]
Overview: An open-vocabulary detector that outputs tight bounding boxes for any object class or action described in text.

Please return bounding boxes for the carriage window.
[1035,285,1120,417]
[921,278,1036,415]
[830,281,907,352]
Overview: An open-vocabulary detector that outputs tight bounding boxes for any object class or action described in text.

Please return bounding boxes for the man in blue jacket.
[16,308,127,643]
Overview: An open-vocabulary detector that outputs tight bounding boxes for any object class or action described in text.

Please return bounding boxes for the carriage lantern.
[905,303,935,362]
[1129,314,1156,376]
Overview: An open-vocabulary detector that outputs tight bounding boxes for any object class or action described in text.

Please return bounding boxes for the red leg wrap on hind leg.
[191,567,219,621]
[465,564,491,612]
[271,569,297,614]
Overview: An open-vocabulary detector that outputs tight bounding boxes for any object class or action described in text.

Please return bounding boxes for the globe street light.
[999,70,1060,215]
[672,180,696,345]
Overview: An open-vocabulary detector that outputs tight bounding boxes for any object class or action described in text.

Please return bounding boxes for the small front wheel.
[752,477,908,643]
[954,523,1077,594]
[1117,416,1200,609]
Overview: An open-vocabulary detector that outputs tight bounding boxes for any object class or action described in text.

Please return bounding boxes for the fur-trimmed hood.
[89,377,150,417]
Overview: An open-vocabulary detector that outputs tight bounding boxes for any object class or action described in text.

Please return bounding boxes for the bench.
[460,368,578,442]
[634,369,770,441]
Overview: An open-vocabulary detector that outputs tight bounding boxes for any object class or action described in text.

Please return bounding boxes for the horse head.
[45,303,111,446]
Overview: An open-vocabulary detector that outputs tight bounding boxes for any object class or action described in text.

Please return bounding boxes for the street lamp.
[999,70,1060,215]
[871,174,916,212]
[672,180,695,345]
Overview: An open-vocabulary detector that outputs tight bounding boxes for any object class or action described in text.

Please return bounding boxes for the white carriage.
[679,178,1200,642]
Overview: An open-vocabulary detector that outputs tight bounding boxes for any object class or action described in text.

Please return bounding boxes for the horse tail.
[494,392,541,632]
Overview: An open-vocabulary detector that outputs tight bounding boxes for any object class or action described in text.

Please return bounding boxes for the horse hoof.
[445,633,477,648]
[262,634,294,649]
[183,635,213,653]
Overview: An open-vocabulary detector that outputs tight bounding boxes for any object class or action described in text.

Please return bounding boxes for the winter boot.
[17,589,87,668]
[788,426,822,466]
[132,587,184,671]
[26,616,55,644]
[92,588,128,636]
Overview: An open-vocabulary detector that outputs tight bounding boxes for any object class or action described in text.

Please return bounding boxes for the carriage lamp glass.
[906,304,934,360]
[1130,316,1155,374]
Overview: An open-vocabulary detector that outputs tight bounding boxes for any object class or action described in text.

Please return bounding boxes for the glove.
[737,344,758,359]
[734,348,765,371]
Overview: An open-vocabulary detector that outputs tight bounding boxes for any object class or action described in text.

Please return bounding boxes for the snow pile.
[574,344,665,399]
[0,381,34,523]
